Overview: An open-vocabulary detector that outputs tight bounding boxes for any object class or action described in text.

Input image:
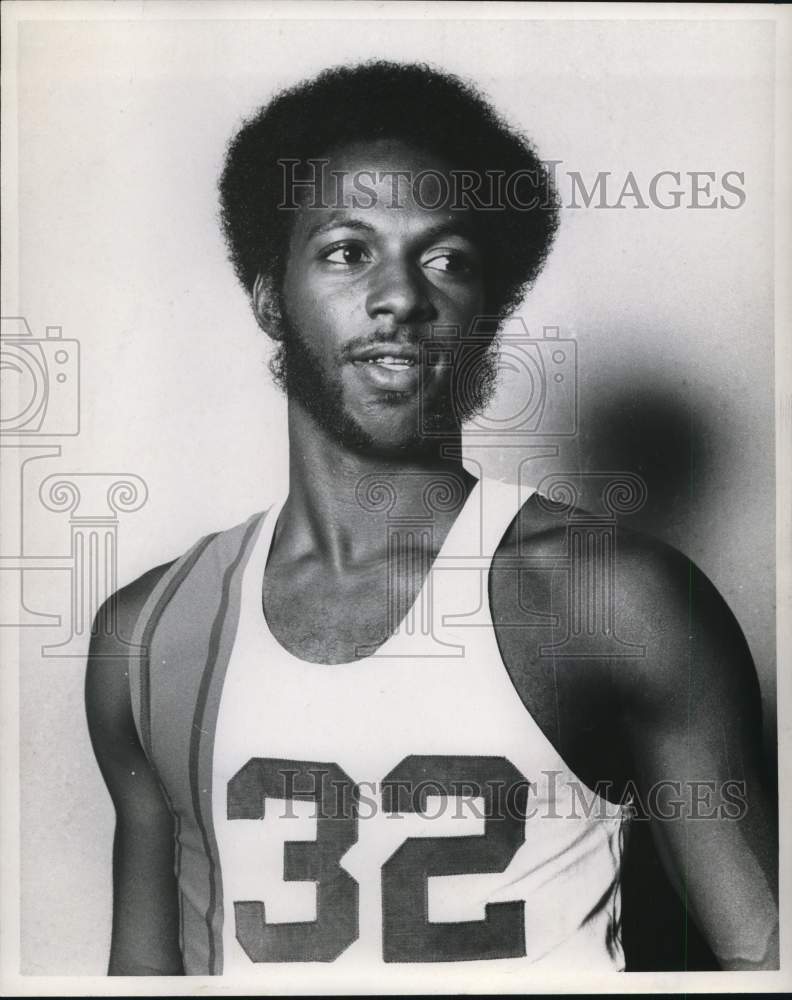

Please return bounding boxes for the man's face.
[273,139,492,456]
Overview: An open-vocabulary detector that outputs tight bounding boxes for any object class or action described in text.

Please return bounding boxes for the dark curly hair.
[218,60,559,321]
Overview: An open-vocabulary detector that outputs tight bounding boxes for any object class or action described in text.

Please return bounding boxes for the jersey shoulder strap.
[127,511,265,763]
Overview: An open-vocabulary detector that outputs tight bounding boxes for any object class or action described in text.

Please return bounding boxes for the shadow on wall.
[576,374,713,542]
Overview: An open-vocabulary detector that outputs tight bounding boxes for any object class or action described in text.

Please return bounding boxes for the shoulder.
[85,560,177,737]
[102,509,270,635]
[501,492,756,703]
[85,526,214,725]
[86,510,269,773]
[87,508,269,675]
[91,559,177,660]
[507,490,733,616]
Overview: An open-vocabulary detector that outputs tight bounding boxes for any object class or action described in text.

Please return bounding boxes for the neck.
[278,399,476,569]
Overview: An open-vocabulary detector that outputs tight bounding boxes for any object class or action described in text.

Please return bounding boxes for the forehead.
[289,138,474,238]
[327,138,448,186]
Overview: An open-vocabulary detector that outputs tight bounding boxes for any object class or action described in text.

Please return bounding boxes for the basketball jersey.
[128,476,627,984]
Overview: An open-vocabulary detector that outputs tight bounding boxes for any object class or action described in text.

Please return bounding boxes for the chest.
[262,547,440,663]
[261,524,630,794]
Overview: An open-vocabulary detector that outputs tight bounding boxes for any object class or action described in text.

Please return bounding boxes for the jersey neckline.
[251,476,488,668]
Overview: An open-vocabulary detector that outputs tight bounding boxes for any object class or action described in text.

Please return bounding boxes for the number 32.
[227,755,530,963]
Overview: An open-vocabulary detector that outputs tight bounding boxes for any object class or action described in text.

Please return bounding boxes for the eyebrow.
[305,216,376,240]
[304,214,479,244]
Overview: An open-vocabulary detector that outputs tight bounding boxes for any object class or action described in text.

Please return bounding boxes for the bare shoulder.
[85,507,264,734]
[85,560,175,758]
[501,492,759,704]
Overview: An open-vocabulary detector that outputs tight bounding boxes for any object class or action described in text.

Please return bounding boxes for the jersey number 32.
[227,754,530,963]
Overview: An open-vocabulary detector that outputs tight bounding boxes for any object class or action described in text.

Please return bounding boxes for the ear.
[251,273,284,342]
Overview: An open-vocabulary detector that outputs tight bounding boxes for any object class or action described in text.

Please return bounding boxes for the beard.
[270,312,500,458]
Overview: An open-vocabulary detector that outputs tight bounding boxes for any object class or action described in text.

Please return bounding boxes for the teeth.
[365,356,415,366]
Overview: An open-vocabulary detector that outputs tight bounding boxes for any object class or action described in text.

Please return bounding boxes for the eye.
[422,248,476,275]
[322,242,371,266]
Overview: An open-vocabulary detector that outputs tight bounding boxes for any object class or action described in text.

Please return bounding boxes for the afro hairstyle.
[218,60,559,321]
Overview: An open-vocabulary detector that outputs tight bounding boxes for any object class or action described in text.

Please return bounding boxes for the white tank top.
[209,477,627,987]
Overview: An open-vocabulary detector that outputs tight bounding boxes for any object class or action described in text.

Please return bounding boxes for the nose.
[365,259,436,326]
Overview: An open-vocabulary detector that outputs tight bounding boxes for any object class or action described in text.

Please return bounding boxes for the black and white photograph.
[1,1,790,995]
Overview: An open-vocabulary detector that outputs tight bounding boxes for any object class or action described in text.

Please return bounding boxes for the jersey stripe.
[130,531,219,965]
[138,533,219,761]
[188,514,265,974]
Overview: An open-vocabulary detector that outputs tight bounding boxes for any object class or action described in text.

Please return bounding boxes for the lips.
[348,342,423,387]
[348,344,424,390]
[358,355,416,371]
[348,344,420,366]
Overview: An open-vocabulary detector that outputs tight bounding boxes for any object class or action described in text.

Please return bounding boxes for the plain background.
[5,13,775,975]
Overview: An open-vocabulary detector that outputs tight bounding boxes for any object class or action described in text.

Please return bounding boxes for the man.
[85,61,778,978]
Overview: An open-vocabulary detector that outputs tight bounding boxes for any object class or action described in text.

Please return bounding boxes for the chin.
[332,414,453,461]
[354,403,462,457]
[296,378,462,459]
[343,430,438,460]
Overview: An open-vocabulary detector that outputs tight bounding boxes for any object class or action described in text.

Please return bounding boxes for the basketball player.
[85,63,779,978]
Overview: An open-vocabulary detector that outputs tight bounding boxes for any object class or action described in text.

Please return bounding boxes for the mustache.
[339,329,429,361]
[338,328,494,351]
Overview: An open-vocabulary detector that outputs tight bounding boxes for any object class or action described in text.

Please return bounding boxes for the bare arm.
[618,543,778,970]
[85,564,184,975]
